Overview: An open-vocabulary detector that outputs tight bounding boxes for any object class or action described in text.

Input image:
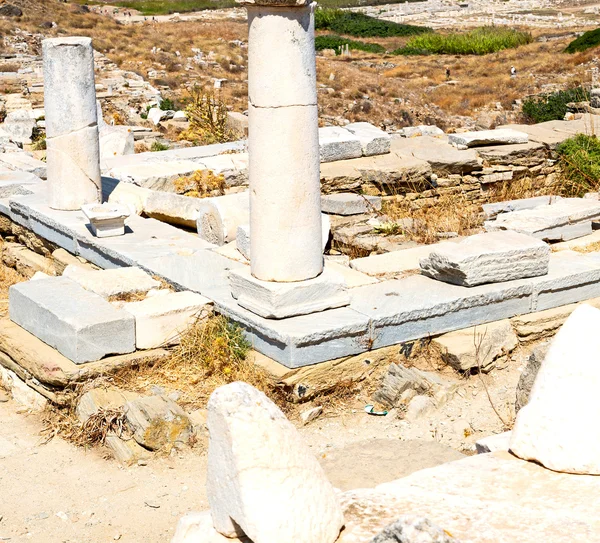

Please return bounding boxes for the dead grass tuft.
[0,243,26,317]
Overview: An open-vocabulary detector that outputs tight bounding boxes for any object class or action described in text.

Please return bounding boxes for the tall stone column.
[247,0,322,283]
[43,37,101,210]
[230,0,349,319]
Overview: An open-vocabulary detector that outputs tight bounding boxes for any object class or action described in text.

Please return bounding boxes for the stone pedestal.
[233,0,349,319]
[42,37,101,210]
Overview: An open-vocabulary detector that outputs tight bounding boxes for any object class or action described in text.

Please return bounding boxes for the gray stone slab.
[0,152,47,179]
[485,198,600,241]
[350,276,533,350]
[345,122,391,156]
[213,288,370,368]
[448,129,528,148]
[482,196,562,219]
[9,277,135,363]
[321,193,382,216]
[420,231,550,286]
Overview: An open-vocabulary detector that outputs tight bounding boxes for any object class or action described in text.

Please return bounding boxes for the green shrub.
[160,98,175,111]
[315,8,430,37]
[393,26,532,55]
[151,141,170,152]
[556,134,600,196]
[564,28,600,53]
[315,35,386,54]
[521,87,590,123]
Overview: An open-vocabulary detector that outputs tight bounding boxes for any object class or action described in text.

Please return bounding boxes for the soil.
[0,340,537,543]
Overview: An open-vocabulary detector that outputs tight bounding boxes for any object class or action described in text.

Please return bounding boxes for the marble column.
[42,37,101,210]
[230,0,349,319]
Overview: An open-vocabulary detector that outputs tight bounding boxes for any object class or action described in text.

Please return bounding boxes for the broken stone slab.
[108,160,203,192]
[229,266,350,319]
[99,125,135,170]
[321,193,382,215]
[510,304,600,474]
[484,198,600,242]
[482,195,562,220]
[206,382,344,543]
[9,277,136,364]
[197,191,249,246]
[105,433,152,466]
[102,176,152,216]
[419,231,550,287]
[319,126,363,163]
[372,362,455,408]
[0,152,47,179]
[475,431,512,454]
[172,511,250,543]
[1,110,37,144]
[0,318,168,390]
[63,265,160,298]
[345,122,391,156]
[81,202,129,238]
[370,516,456,543]
[122,291,212,349]
[448,129,528,148]
[433,319,518,372]
[124,395,192,451]
[324,260,379,288]
[397,125,444,138]
[350,244,437,276]
[515,343,549,414]
[2,242,56,278]
[392,135,481,175]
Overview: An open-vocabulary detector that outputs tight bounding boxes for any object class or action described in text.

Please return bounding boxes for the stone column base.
[230,267,350,319]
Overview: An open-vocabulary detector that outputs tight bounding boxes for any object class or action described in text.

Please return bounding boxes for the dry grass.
[0,243,26,317]
[571,240,600,254]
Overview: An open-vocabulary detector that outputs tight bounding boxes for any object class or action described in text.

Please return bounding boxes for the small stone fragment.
[300,406,323,425]
[370,516,457,543]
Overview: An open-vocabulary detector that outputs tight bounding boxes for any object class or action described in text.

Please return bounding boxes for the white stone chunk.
[345,122,391,156]
[476,431,512,454]
[482,195,562,219]
[99,125,134,169]
[206,382,344,543]
[197,191,249,246]
[319,126,363,163]
[230,266,350,319]
[448,129,528,148]
[510,304,600,474]
[350,245,438,276]
[144,190,205,229]
[236,224,250,261]
[420,231,550,286]
[0,365,48,411]
[0,152,47,179]
[321,193,382,215]
[485,198,600,241]
[63,265,160,298]
[123,291,212,349]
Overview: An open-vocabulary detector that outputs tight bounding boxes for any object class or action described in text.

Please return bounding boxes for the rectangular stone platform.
[5,183,600,368]
[9,276,136,363]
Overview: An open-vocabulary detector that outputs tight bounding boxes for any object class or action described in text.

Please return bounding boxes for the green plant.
[522,87,590,123]
[315,35,386,54]
[315,8,430,37]
[179,87,238,145]
[556,134,600,197]
[151,141,169,152]
[31,128,46,151]
[393,26,532,55]
[160,97,175,111]
[564,28,600,54]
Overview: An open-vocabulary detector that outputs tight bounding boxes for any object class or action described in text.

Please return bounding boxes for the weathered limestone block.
[0,152,47,179]
[124,395,193,451]
[319,126,362,163]
[420,231,550,286]
[122,291,213,349]
[433,319,518,372]
[345,122,391,156]
[482,195,561,219]
[2,242,55,277]
[99,125,135,168]
[43,37,101,210]
[321,193,382,215]
[485,198,600,242]
[63,265,160,298]
[76,386,141,422]
[9,277,135,363]
[510,304,600,474]
[0,365,48,411]
[197,191,249,246]
[1,110,36,144]
[448,129,528,148]
[206,382,344,543]
[145,190,205,229]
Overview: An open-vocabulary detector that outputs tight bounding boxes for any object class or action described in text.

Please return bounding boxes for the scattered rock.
[433,319,518,372]
[370,516,457,543]
[124,395,192,451]
[404,395,436,421]
[515,343,548,413]
[300,406,322,425]
[0,4,23,17]
[205,382,344,543]
[0,365,47,411]
[76,386,141,423]
[475,431,512,454]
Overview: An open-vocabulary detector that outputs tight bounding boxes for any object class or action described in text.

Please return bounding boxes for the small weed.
[173,169,226,198]
[150,141,169,152]
[159,98,175,111]
[556,134,600,197]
